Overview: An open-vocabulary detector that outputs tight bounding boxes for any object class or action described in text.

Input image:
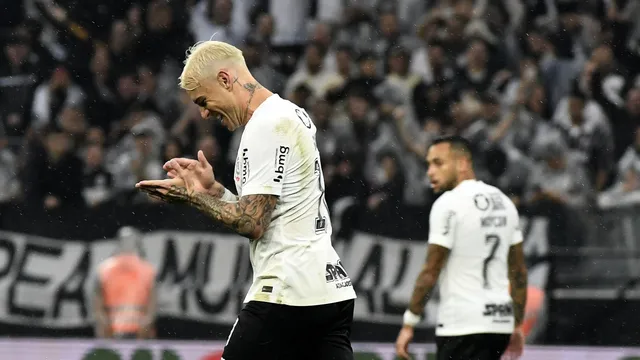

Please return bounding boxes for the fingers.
[170,159,188,178]
[163,157,197,171]
[136,178,182,190]
[197,150,210,168]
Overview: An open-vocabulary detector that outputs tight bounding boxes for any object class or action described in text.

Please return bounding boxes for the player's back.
[431,180,521,336]
[234,94,356,307]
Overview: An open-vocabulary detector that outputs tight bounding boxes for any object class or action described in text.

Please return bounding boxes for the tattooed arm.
[190,192,277,240]
[408,244,450,315]
[508,242,528,327]
[209,181,239,202]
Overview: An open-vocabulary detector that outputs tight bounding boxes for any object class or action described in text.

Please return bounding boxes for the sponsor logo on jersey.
[241,148,249,185]
[483,302,513,316]
[273,146,290,183]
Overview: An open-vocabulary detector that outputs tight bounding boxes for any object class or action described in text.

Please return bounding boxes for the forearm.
[189,192,276,240]
[408,272,438,315]
[209,181,238,202]
[509,266,528,327]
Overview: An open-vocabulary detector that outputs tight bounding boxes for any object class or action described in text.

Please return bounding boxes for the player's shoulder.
[451,180,516,210]
[431,191,456,213]
[246,94,308,135]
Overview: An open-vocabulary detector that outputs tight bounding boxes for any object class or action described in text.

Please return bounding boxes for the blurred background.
[1,0,640,357]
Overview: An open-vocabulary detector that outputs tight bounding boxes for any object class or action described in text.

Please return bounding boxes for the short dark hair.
[431,135,473,160]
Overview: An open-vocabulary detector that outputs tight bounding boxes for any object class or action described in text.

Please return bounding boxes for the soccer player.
[135,41,357,360]
[395,136,528,360]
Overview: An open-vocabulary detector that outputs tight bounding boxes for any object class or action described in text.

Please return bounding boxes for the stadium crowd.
[1,0,640,216]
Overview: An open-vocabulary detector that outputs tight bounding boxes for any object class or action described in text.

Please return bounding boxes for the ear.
[216,69,233,91]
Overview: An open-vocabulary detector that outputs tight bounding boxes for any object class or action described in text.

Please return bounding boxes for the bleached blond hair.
[179,41,246,91]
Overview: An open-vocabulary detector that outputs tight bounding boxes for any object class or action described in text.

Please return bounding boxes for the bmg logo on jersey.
[273,146,290,183]
[241,148,249,184]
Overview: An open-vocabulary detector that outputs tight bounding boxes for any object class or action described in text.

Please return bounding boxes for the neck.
[454,173,475,188]
[240,81,273,126]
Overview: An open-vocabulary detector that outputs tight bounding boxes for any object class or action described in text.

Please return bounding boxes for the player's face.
[187,76,240,131]
[426,143,458,193]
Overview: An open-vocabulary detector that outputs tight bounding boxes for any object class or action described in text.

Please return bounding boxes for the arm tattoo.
[408,244,450,315]
[209,182,239,202]
[190,191,277,240]
[145,185,274,239]
[508,243,528,327]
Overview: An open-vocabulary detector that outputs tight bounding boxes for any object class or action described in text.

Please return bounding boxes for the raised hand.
[164,150,215,191]
[136,154,210,204]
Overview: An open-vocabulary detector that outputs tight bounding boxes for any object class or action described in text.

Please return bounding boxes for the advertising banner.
[0,215,549,340]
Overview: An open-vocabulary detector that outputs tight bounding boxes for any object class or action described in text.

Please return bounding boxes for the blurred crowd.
[2,0,640,215]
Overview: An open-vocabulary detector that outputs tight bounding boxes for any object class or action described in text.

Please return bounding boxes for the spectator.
[525,141,591,209]
[243,38,286,95]
[23,127,84,210]
[553,90,614,191]
[285,42,343,100]
[31,65,84,131]
[0,133,19,204]
[82,143,113,207]
[189,0,243,45]
[110,127,163,191]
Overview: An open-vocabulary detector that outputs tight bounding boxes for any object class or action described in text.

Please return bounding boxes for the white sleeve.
[511,212,524,246]
[239,119,295,197]
[428,196,456,249]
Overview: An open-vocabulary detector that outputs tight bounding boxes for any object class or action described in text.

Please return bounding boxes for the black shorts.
[222,299,354,360]
[436,333,510,360]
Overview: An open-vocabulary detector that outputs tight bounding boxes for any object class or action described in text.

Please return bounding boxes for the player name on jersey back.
[233,94,356,307]
[428,180,522,336]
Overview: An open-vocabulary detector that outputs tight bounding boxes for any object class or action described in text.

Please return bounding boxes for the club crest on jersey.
[474,194,490,211]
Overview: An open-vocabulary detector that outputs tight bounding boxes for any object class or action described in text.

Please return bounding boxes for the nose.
[200,108,210,119]
[427,167,435,179]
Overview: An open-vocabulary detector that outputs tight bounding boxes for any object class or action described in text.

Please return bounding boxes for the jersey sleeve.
[428,195,457,249]
[239,117,295,197]
[511,214,524,245]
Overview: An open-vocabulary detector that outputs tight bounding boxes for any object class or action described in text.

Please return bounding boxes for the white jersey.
[233,94,357,306]
[429,180,522,336]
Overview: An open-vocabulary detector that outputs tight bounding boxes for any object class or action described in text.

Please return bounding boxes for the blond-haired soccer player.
[136,41,357,360]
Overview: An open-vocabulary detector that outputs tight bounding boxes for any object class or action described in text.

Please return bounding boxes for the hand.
[502,327,524,360]
[164,150,215,191]
[136,157,209,204]
[395,325,414,359]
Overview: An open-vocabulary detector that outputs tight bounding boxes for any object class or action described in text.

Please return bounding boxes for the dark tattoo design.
[191,192,277,240]
[209,182,239,201]
[242,81,261,118]
[233,77,262,113]
[141,185,278,240]
[408,244,450,315]
[139,184,276,240]
[508,243,528,327]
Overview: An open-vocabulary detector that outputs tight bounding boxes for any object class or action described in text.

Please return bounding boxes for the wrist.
[403,309,423,327]
[209,182,225,198]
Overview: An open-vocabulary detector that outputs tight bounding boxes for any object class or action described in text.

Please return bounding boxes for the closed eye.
[193,96,207,107]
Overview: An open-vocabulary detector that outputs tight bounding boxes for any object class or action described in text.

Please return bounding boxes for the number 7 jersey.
[233,94,357,306]
[428,180,522,336]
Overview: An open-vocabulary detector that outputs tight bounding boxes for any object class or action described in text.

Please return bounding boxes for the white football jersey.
[429,180,522,336]
[233,94,357,306]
